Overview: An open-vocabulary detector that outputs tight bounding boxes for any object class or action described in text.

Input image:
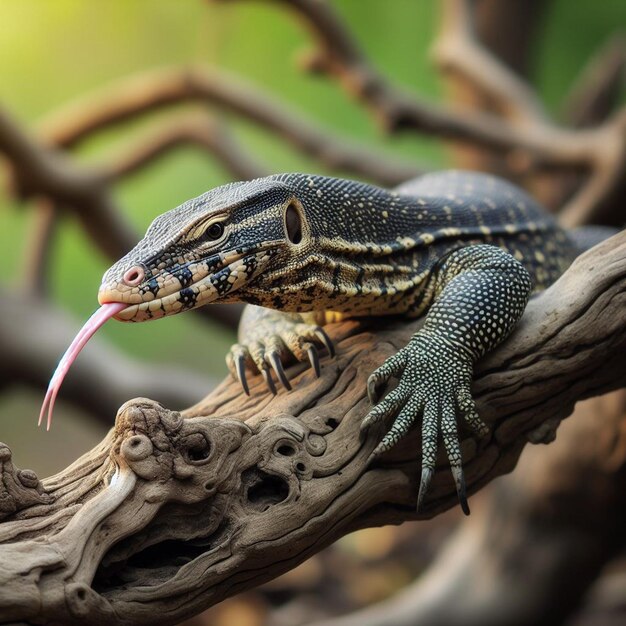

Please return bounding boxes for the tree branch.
[561,33,626,127]
[37,67,424,187]
[0,231,624,625]
[262,0,626,225]
[264,0,594,158]
[429,0,548,186]
[540,34,626,221]
[308,389,626,626]
[21,199,58,298]
[99,111,268,183]
[430,0,626,226]
[433,0,548,123]
[0,105,137,260]
[470,0,548,79]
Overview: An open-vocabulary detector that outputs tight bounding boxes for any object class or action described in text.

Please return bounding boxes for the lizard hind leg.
[226,305,335,395]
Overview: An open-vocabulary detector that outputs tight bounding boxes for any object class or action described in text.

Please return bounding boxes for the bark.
[0,232,625,625]
[307,389,626,626]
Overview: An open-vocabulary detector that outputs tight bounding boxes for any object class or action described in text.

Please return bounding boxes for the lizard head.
[41,176,310,428]
[99,177,309,322]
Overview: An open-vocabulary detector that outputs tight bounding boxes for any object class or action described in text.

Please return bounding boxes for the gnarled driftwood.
[0,231,625,625]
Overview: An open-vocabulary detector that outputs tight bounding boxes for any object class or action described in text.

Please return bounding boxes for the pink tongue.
[39,302,127,430]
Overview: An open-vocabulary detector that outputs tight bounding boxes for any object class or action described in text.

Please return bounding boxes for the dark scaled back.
[101,170,577,318]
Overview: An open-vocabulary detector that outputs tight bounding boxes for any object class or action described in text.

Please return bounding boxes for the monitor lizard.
[47,171,581,514]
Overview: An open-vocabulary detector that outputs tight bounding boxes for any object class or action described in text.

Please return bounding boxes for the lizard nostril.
[123,266,144,286]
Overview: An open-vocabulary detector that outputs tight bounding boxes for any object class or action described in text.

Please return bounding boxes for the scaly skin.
[99,171,578,513]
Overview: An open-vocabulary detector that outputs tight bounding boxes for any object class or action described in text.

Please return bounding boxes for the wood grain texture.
[0,231,625,625]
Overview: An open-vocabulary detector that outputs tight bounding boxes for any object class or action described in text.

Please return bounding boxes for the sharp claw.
[235,355,250,396]
[269,353,292,391]
[360,405,384,435]
[360,414,373,434]
[416,467,434,512]
[314,328,335,358]
[307,345,321,377]
[367,376,379,404]
[451,466,470,515]
[261,366,277,395]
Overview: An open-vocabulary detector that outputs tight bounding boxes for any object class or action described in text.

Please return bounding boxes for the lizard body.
[101,171,573,320]
[94,171,577,513]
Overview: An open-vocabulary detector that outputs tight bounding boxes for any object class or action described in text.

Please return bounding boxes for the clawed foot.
[361,332,489,515]
[227,322,335,395]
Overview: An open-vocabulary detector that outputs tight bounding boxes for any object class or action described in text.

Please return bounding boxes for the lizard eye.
[203,221,225,241]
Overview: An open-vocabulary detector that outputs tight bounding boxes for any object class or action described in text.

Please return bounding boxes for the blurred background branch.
[0,287,211,426]
[38,66,425,185]
[267,0,626,228]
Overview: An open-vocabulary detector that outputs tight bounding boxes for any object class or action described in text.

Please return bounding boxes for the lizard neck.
[244,174,450,316]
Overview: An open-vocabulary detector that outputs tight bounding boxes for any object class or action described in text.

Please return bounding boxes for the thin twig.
[553,34,626,225]
[0,105,137,260]
[433,0,547,123]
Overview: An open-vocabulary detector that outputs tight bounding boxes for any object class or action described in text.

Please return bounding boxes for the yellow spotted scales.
[100,171,578,513]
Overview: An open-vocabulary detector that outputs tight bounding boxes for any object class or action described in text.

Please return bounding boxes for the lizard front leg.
[362,244,533,514]
[227,305,335,394]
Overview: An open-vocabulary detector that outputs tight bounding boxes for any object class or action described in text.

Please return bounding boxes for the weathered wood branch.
[0,232,625,625]
[309,389,626,626]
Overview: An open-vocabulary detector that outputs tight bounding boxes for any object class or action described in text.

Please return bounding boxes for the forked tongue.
[39,302,127,430]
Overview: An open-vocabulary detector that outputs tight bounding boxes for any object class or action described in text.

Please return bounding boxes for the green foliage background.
[0,0,624,473]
